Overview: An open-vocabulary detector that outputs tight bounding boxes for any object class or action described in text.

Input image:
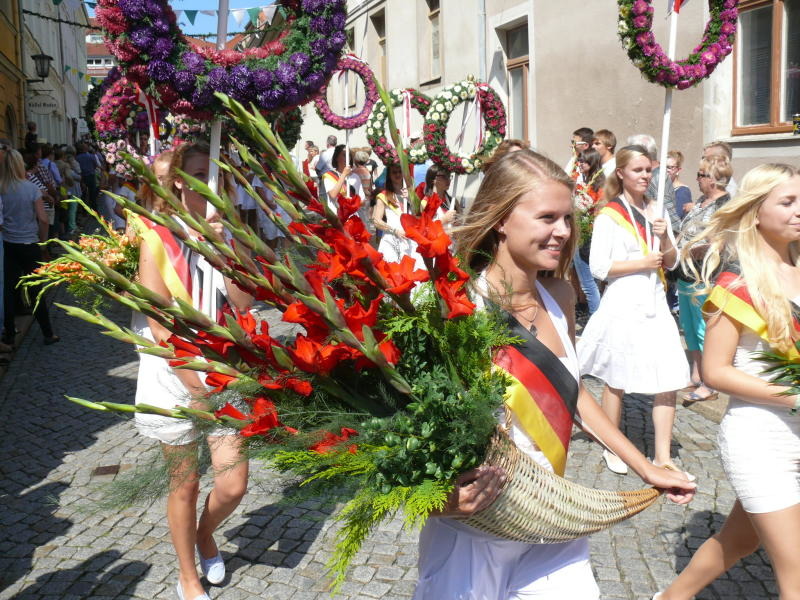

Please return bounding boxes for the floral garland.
[98,136,142,179]
[617,0,738,89]
[314,55,378,130]
[423,79,506,175]
[366,88,432,166]
[270,107,304,149]
[94,0,347,118]
[94,75,151,134]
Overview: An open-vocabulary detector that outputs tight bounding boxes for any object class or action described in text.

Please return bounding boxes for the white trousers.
[413,518,599,600]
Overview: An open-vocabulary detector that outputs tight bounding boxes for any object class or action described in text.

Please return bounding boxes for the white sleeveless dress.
[413,281,599,600]
[719,328,800,514]
[133,228,231,445]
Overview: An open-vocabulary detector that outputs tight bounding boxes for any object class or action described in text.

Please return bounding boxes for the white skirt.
[577,275,689,394]
[719,400,800,514]
[413,519,598,600]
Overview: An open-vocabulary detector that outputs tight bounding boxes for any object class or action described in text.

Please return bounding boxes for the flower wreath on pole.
[366,88,432,165]
[94,0,348,118]
[314,54,378,130]
[423,79,506,175]
[617,0,738,89]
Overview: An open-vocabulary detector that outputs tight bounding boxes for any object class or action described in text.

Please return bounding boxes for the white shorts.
[413,518,599,600]
[719,403,800,514]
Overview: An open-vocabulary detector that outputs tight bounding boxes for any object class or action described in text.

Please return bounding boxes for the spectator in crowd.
[55,147,81,236]
[565,127,594,180]
[315,135,337,199]
[23,150,55,235]
[703,140,738,197]
[573,149,605,316]
[675,156,732,404]
[24,122,37,150]
[322,144,364,213]
[410,132,430,188]
[372,163,416,263]
[666,150,693,218]
[0,148,58,347]
[592,129,617,177]
[578,145,690,476]
[76,142,100,210]
[422,164,456,226]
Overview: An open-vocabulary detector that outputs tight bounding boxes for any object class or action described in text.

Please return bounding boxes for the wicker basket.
[456,428,661,543]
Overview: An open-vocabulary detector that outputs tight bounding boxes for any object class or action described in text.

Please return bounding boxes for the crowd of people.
[2,118,799,600]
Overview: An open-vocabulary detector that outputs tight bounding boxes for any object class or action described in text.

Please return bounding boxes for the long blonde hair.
[603,145,651,202]
[683,163,800,353]
[453,148,576,278]
[0,149,27,193]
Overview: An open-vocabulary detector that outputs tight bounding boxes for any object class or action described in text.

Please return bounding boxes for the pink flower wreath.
[314,55,378,130]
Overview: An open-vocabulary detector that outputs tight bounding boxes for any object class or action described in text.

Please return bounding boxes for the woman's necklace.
[510,301,540,336]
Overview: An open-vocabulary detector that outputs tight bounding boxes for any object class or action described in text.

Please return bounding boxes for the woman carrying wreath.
[134,142,253,600]
[654,164,800,600]
[372,162,417,264]
[412,149,695,599]
[577,146,690,476]
[322,144,366,219]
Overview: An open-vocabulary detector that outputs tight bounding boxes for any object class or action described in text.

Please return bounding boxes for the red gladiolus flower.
[337,194,362,221]
[287,336,352,374]
[283,302,329,341]
[206,372,238,392]
[310,427,358,454]
[214,402,247,421]
[343,216,372,243]
[376,255,430,295]
[400,212,451,258]
[240,397,282,437]
[434,277,476,319]
[434,252,470,283]
[339,297,382,341]
[378,337,401,365]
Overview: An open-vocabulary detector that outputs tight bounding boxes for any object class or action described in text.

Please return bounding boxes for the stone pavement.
[0,295,778,600]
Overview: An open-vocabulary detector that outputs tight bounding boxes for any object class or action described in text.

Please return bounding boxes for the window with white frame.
[506,24,529,141]
[734,0,799,134]
[426,0,441,81]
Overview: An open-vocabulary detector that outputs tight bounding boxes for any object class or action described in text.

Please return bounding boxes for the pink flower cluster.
[619,0,738,90]
[314,56,379,130]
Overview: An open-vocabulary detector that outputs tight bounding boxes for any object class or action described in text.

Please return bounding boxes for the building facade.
[0,0,25,147]
[22,0,89,146]
[296,0,798,199]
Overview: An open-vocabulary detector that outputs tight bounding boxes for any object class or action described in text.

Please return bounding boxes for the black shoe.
[43,335,60,346]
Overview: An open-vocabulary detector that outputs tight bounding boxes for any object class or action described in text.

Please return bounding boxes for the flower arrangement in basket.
[21,199,140,312]
[62,89,664,591]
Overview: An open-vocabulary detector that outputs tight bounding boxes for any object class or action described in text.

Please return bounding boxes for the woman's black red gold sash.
[705,269,800,361]
[135,215,193,305]
[492,312,578,476]
[599,198,666,285]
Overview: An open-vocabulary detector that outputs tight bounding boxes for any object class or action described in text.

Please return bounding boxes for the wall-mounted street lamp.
[26,53,53,84]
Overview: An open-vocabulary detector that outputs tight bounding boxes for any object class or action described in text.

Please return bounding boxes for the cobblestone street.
[0,297,778,599]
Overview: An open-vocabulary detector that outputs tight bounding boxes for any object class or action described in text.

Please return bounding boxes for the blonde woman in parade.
[412,149,695,599]
[134,142,252,600]
[655,164,800,600]
[577,145,690,476]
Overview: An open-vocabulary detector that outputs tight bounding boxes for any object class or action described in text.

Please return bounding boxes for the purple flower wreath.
[423,80,506,175]
[618,0,738,90]
[366,89,432,166]
[94,0,347,119]
[314,55,378,130]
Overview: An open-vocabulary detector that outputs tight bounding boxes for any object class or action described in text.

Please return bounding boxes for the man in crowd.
[703,140,738,197]
[592,129,617,177]
[565,127,594,178]
[315,135,337,201]
[76,142,100,210]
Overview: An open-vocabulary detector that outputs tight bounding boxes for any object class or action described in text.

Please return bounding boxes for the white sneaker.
[198,546,226,585]
[652,593,663,600]
[176,582,211,600]
[602,449,628,474]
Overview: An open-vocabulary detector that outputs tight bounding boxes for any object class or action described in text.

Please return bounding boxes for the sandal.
[682,390,719,405]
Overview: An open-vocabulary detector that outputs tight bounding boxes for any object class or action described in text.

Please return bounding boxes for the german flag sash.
[136,215,193,305]
[704,268,800,361]
[493,311,579,476]
[599,197,666,285]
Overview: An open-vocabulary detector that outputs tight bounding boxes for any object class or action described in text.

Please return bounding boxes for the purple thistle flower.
[143,0,163,17]
[310,38,328,56]
[174,70,196,94]
[251,69,274,90]
[310,16,329,34]
[130,28,154,50]
[305,72,324,92]
[228,65,252,101]
[150,37,174,60]
[290,52,311,74]
[151,17,170,34]
[275,62,296,86]
[331,13,346,30]
[192,85,214,108]
[302,0,323,11]
[147,60,175,83]
[118,0,147,20]
[207,67,229,92]
[182,52,206,75]
[285,85,303,105]
[632,15,649,29]
[258,89,284,111]
[329,31,346,49]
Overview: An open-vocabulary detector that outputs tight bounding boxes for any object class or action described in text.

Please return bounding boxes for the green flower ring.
[366,88,432,166]
[422,80,506,175]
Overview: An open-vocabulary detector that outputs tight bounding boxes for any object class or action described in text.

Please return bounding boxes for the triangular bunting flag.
[247,7,261,26]
[262,5,278,23]
[184,10,198,25]
[64,64,71,73]
[200,10,216,16]
[174,9,182,20]
[77,71,84,78]
[52,0,64,5]
[231,9,247,26]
